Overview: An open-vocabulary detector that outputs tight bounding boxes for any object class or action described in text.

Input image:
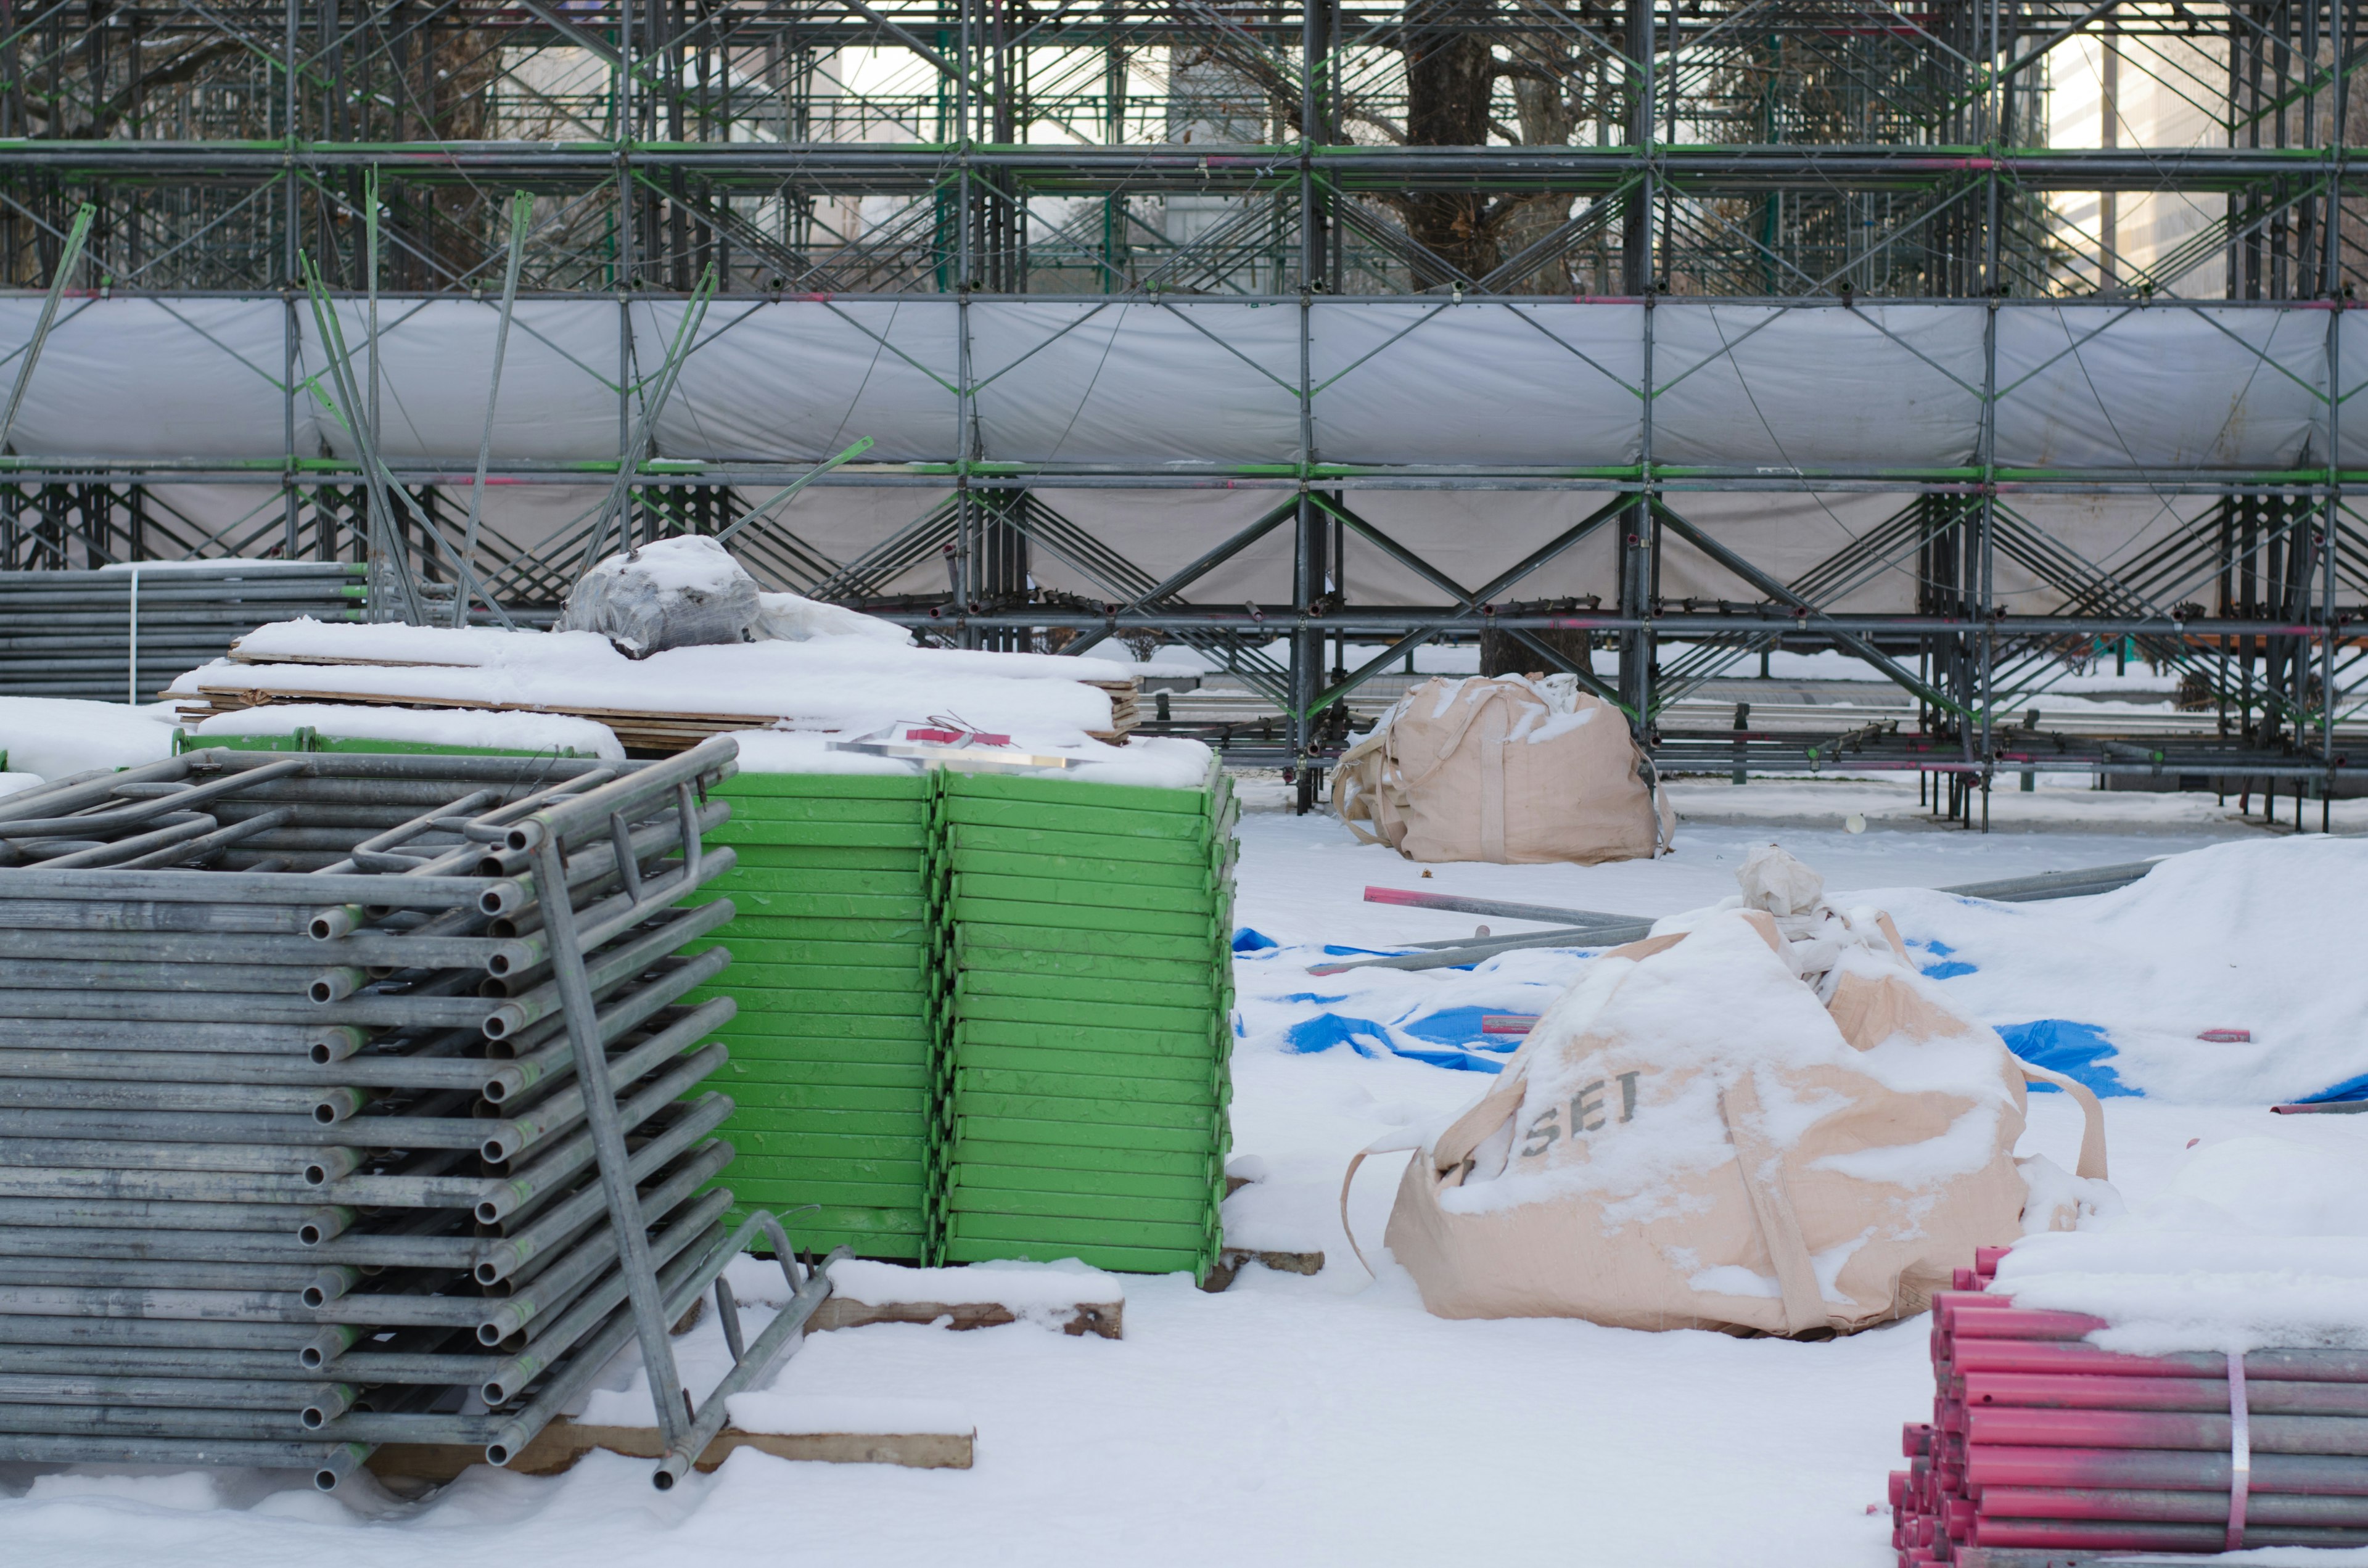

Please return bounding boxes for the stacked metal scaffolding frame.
[0,736,844,1489]
[0,3,2362,816]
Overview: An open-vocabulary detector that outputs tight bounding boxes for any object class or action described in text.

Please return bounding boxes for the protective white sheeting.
[971,301,1302,464]
[1650,303,1985,469]
[2327,314,2368,467]
[1310,301,1642,465]
[0,295,2353,471]
[0,298,300,458]
[1992,305,2330,470]
[648,298,957,462]
[303,300,622,462]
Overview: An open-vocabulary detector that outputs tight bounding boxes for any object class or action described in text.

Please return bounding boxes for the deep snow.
[1,782,2362,1568]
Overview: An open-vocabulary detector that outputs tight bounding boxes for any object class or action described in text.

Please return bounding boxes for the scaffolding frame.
[0,1,2362,816]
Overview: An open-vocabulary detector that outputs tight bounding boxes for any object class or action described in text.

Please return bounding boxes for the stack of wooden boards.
[173,637,1143,749]
[693,764,1238,1279]
[936,769,1238,1279]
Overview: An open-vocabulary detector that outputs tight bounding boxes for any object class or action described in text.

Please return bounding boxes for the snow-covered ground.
[4,781,2364,1568]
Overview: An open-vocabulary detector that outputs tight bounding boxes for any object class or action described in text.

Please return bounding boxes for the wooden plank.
[809,1295,1122,1339]
[365,1418,973,1483]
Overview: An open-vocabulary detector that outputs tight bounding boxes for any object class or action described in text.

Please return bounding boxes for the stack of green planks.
[686,772,940,1262]
[932,766,1238,1279]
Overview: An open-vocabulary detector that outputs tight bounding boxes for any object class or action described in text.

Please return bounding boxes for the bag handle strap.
[2008,1053,2110,1181]
[1339,1131,1423,1277]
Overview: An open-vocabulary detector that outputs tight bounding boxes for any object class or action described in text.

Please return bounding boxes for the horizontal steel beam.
[0,141,2356,195]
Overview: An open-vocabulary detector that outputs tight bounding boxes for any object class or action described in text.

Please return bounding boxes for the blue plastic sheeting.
[1910,938,1978,981]
[1231,928,1279,953]
[2293,1071,2368,1105]
[1996,1019,2140,1098]
[1282,1010,1516,1073]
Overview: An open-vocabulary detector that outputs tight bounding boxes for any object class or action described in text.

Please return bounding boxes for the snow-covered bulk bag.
[1331,675,1672,865]
[561,535,763,656]
[1347,852,2110,1334]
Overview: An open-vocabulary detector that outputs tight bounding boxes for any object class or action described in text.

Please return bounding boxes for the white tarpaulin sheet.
[1650,303,1985,469]
[0,295,2352,472]
[1309,301,1643,465]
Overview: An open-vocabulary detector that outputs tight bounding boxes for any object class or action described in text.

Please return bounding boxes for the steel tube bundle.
[0,741,839,1488]
[1891,1252,2368,1564]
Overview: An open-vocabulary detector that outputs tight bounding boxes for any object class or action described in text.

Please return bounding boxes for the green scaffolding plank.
[958,1088,1220,1134]
[716,820,929,850]
[704,914,931,945]
[940,770,1212,818]
[720,774,933,802]
[952,1016,1226,1061]
[699,868,925,898]
[950,873,1222,917]
[951,921,1227,967]
[723,1082,931,1114]
[946,1184,1215,1228]
[733,1130,935,1164]
[953,1116,1219,1159]
[947,1209,1214,1252]
[941,1235,1204,1275]
[941,796,1215,844]
[683,936,927,970]
[715,797,928,826]
[726,1154,926,1187]
[736,1205,926,1243]
[715,1011,934,1046]
[949,942,1219,990]
[951,1135,1219,1181]
[707,967,929,996]
[943,848,1222,892]
[951,898,1218,941]
[943,823,1219,870]
[709,883,929,917]
[951,1043,1219,1086]
[699,987,931,1018]
[951,990,1229,1038]
[723,1177,927,1210]
[955,1066,1219,1110]
[726,1106,933,1138]
[717,1058,931,1090]
[953,967,1228,1015]
[715,844,929,873]
[948,1160,1221,1204]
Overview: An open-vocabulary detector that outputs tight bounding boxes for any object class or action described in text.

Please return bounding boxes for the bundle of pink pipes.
[1889,1246,2368,1565]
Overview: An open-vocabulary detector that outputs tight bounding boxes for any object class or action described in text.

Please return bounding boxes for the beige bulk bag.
[1333,675,1672,865]
[1345,853,2109,1334]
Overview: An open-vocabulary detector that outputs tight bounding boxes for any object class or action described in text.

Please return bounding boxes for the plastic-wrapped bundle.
[559,536,761,657]
[0,737,842,1490]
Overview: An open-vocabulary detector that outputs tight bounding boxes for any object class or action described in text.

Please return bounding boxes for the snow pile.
[1873,837,2368,1104]
[722,1393,973,1437]
[1992,1134,2368,1354]
[725,1257,1124,1319]
[188,702,623,760]
[731,729,1215,789]
[0,696,179,780]
[756,590,913,646]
